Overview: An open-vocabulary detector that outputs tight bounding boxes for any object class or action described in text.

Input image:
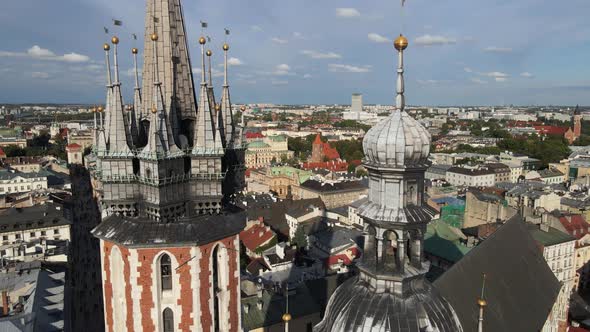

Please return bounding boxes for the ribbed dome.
[315,276,463,332]
[363,110,431,168]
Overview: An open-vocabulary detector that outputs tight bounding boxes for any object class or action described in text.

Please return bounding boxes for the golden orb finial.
[240,105,246,112]
[151,106,158,114]
[150,33,159,41]
[215,104,221,111]
[394,34,409,51]
[111,36,119,45]
[132,48,138,55]
[282,313,292,322]
[199,36,206,45]
[97,106,104,113]
[92,107,97,113]
[103,43,110,51]
[223,43,229,51]
[477,298,487,307]
[206,50,212,57]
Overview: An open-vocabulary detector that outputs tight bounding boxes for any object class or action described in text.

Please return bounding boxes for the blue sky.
[1,0,589,106]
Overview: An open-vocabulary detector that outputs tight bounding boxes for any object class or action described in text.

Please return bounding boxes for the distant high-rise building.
[88,0,246,331]
[351,93,363,115]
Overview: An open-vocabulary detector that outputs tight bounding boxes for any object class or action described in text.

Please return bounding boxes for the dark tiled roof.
[526,223,576,247]
[434,216,561,332]
[300,179,367,194]
[447,166,495,176]
[0,204,70,232]
[92,211,246,248]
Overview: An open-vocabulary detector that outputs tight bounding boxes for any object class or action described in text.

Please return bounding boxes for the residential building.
[240,218,276,258]
[525,169,566,184]
[1,156,43,173]
[0,203,71,263]
[527,223,576,332]
[425,164,452,181]
[464,189,517,228]
[485,163,511,183]
[499,152,541,173]
[445,166,495,187]
[67,129,93,150]
[308,227,362,274]
[298,179,368,209]
[0,170,48,195]
[66,143,83,165]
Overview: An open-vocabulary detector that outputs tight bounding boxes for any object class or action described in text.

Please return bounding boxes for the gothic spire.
[141,32,173,158]
[219,42,235,148]
[130,47,142,146]
[206,49,217,113]
[103,43,113,145]
[193,36,222,155]
[105,36,133,155]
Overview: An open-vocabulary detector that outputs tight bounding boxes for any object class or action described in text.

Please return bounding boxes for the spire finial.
[477,273,487,332]
[223,43,229,87]
[112,36,121,84]
[199,37,207,84]
[207,49,214,87]
[394,34,408,111]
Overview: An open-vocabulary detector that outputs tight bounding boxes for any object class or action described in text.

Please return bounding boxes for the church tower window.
[162,308,174,332]
[160,254,172,291]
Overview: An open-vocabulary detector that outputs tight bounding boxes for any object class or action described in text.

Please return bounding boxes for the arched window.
[212,246,221,332]
[160,254,172,291]
[163,308,174,332]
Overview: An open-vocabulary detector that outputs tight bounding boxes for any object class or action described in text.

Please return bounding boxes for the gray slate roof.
[92,211,246,248]
[434,216,561,332]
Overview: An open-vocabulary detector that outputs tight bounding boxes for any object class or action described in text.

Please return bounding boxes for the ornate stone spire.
[394,34,408,111]
[193,37,222,155]
[141,0,198,140]
[206,49,217,114]
[103,43,113,146]
[106,36,132,155]
[96,106,108,155]
[130,47,142,145]
[219,42,235,148]
[141,33,173,158]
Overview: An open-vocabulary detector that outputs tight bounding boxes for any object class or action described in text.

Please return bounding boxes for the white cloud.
[28,45,55,58]
[31,71,49,79]
[271,80,288,86]
[484,46,513,53]
[368,33,389,43]
[0,51,22,57]
[271,37,288,44]
[61,53,90,63]
[336,8,360,18]
[227,57,244,66]
[192,67,223,77]
[273,64,292,76]
[328,64,371,73]
[303,74,312,79]
[464,67,473,73]
[471,78,487,84]
[251,25,263,32]
[301,50,342,59]
[415,35,457,46]
[483,71,509,78]
[520,72,534,78]
[293,32,304,39]
[495,77,507,82]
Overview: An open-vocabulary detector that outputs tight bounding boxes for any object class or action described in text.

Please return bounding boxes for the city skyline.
[1,0,589,106]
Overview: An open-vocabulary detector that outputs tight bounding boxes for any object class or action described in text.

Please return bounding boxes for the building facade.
[245,135,293,168]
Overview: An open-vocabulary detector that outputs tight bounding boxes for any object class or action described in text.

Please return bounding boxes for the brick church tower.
[574,105,582,139]
[90,0,246,330]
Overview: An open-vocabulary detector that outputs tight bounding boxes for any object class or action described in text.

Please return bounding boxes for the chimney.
[2,291,8,316]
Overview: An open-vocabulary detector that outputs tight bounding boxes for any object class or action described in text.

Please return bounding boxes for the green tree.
[292,225,308,249]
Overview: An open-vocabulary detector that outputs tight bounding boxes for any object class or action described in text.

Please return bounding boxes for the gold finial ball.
[151,33,159,41]
[132,48,138,54]
[206,50,212,57]
[199,36,206,45]
[394,34,409,51]
[92,107,97,113]
[215,104,221,111]
[151,106,158,114]
[103,43,111,51]
[97,106,104,113]
[282,313,292,322]
[111,36,119,45]
[240,106,246,112]
[477,299,487,307]
[223,43,229,51]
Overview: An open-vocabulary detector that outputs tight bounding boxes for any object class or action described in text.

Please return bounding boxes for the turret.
[106,36,132,155]
[219,42,235,148]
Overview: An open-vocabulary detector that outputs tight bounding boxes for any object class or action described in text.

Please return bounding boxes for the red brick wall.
[101,235,240,332]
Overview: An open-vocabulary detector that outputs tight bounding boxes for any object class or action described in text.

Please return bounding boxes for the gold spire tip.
[215,104,221,111]
[150,33,159,41]
[97,106,104,113]
[151,106,158,114]
[132,48,138,54]
[103,43,110,51]
[111,36,119,45]
[206,50,212,56]
[199,36,206,45]
[282,313,292,322]
[223,43,229,51]
[394,34,409,51]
